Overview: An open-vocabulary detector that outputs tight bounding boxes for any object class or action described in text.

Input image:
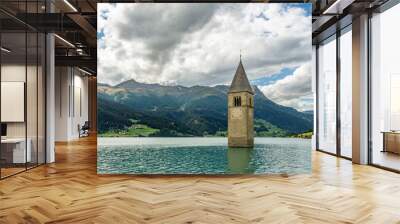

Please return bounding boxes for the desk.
[1,138,31,163]
[382,131,400,154]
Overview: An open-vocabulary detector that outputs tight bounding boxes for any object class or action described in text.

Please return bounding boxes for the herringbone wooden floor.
[1,135,400,224]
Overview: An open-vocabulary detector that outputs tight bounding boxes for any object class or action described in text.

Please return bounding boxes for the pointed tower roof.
[229,59,254,94]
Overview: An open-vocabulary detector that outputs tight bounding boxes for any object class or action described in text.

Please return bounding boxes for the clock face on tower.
[231,108,242,119]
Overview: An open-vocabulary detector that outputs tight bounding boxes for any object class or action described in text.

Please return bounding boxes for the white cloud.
[259,63,313,111]
[97,3,312,110]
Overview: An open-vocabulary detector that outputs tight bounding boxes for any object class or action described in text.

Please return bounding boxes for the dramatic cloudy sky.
[98,3,312,111]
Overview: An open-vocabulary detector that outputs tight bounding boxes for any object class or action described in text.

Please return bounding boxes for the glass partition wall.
[316,26,353,159]
[0,30,27,177]
[370,3,400,171]
[315,1,400,171]
[0,3,46,179]
[317,35,337,155]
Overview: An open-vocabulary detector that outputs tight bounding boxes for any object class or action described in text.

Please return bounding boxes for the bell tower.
[228,57,254,148]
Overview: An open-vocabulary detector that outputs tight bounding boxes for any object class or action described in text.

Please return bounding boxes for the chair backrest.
[82,121,90,129]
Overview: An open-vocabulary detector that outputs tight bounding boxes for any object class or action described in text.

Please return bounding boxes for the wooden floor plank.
[1,135,400,223]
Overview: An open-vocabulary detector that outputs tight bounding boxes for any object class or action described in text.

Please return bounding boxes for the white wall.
[1,63,46,164]
[1,65,29,138]
[1,66,26,132]
[55,67,69,141]
[71,72,89,138]
[55,67,89,141]
[1,82,25,122]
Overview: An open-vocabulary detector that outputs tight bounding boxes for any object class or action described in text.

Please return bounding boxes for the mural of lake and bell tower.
[97,3,313,174]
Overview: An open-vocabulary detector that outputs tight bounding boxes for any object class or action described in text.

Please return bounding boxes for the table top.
[381,131,400,134]
[1,138,27,143]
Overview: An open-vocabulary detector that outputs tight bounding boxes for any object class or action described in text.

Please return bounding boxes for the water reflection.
[227,147,253,174]
[98,138,311,174]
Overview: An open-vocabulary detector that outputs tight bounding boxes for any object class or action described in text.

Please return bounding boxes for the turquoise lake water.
[97,137,311,175]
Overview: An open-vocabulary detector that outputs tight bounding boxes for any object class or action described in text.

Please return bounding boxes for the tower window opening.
[234,96,241,107]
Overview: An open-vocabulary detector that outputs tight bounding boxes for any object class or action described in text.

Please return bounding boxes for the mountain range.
[98,79,313,137]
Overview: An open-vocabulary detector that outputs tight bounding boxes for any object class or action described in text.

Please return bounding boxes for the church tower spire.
[229,56,254,94]
[227,58,254,148]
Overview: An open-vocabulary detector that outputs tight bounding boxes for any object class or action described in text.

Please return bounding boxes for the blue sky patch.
[97,29,105,39]
[285,3,312,16]
[251,67,297,86]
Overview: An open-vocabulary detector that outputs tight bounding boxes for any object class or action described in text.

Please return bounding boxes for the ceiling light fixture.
[63,0,78,12]
[78,67,92,76]
[322,0,341,14]
[1,47,11,53]
[54,34,75,48]
[322,0,354,15]
[76,49,84,55]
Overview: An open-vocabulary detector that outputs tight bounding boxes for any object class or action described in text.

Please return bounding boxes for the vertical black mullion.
[44,36,47,162]
[367,11,373,165]
[44,0,47,164]
[73,68,75,118]
[336,29,341,157]
[25,0,28,171]
[315,44,319,151]
[36,0,39,167]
